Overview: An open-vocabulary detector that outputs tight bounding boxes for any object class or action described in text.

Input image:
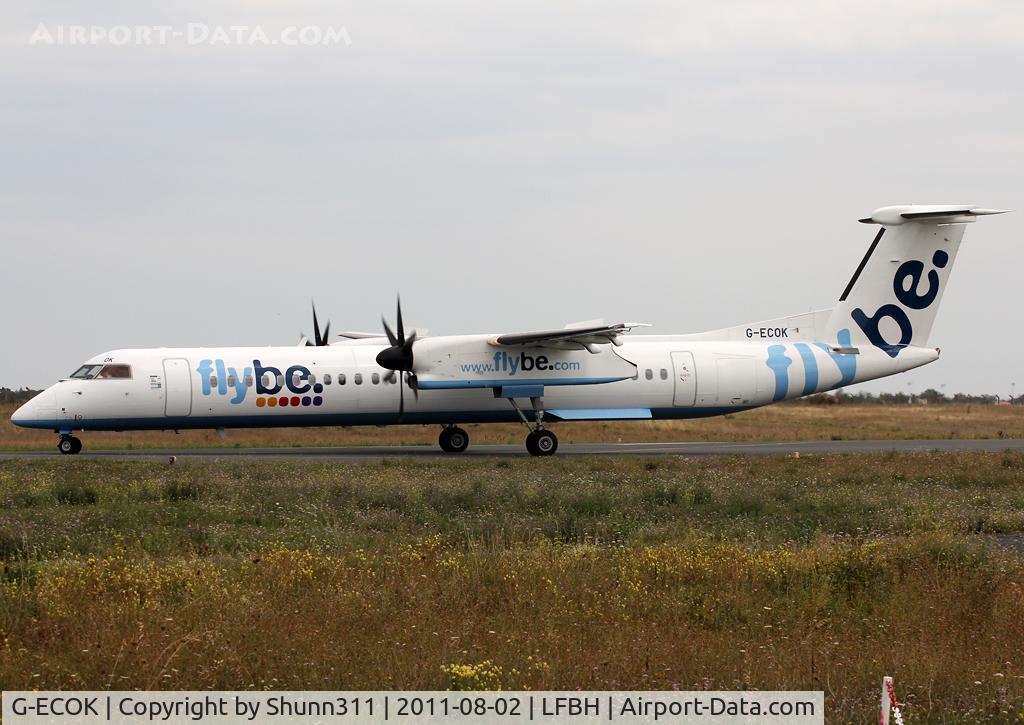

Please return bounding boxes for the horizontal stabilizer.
[859,205,1009,226]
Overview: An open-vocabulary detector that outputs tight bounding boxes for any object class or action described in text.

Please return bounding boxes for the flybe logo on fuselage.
[459,351,582,376]
[852,249,948,358]
[197,359,325,407]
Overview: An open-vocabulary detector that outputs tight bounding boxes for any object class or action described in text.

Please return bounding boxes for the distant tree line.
[798,389,1015,405]
[0,388,42,403]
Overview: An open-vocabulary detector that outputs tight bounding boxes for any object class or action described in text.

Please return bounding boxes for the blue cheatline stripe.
[812,328,858,387]
[10,404,760,432]
[416,376,629,390]
[793,343,819,396]
[765,344,791,402]
[549,408,652,420]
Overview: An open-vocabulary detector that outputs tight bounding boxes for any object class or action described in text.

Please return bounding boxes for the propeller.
[302,302,331,347]
[376,296,417,370]
[376,297,419,420]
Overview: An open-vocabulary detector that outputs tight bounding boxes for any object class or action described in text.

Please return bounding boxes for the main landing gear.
[525,429,558,456]
[57,435,82,455]
[507,395,558,457]
[439,425,470,453]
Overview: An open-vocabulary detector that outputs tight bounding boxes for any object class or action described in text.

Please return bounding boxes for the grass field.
[3,401,1023,451]
[2,453,1024,722]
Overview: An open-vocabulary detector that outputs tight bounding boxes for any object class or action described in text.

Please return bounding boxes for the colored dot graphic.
[257,395,324,408]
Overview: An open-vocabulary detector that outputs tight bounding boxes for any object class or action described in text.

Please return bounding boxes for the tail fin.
[826,204,1007,357]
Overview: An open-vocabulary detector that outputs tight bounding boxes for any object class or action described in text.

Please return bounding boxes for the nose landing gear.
[439,425,470,453]
[58,435,82,455]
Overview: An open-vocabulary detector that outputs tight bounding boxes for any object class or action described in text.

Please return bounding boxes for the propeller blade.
[308,301,331,346]
[408,373,419,401]
[396,297,405,345]
[398,375,405,421]
[311,303,321,345]
[382,316,398,347]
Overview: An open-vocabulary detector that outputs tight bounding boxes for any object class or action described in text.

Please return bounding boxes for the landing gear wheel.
[58,436,82,455]
[439,426,469,453]
[526,429,557,457]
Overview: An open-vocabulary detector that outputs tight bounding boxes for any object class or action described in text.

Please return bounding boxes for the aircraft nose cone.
[10,389,57,428]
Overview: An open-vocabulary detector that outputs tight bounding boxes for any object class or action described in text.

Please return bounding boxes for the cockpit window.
[69,364,131,380]
[70,364,104,379]
[97,364,132,379]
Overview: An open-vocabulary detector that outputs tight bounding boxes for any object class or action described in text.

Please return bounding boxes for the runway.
[3,438,1024,462]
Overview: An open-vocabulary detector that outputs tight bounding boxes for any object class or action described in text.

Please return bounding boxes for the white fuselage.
[11,334,938,432]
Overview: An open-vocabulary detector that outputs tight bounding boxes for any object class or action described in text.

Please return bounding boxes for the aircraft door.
[671,351,696,406]
[163,358,192,416]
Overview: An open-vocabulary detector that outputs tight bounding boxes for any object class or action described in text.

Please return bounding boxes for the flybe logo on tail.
[197,359,325,407]
[852,250,948,358]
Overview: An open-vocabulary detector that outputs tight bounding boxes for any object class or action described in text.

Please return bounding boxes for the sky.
[1,0,1022,395]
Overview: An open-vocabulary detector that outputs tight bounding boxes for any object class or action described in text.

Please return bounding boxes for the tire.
[446,427,469,453]
[528,429,558,457]
[70,437,83,454]
[439,427,469,453]
[58,437,79,455]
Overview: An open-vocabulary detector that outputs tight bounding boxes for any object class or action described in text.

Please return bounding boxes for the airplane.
[11,203,1008,456]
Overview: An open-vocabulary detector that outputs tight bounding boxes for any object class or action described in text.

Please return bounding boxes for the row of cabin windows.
[211,371,394,388]
[75,364,672,386]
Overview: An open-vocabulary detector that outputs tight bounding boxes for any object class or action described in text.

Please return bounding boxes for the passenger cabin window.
[660,368,668,380]
[323,374,332,386]
[244,374,254,387]
[262,372,274,388]
[354,373,363,385]
[277,374,285,387]
[338,373,346,386]
[210,374,218,388]
[371,373,380,385]
[227,375,237,387]
[645,368,653,381]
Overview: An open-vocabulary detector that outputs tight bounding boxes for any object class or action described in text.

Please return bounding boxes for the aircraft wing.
[336,331,386,340]
[489,322,650,349]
